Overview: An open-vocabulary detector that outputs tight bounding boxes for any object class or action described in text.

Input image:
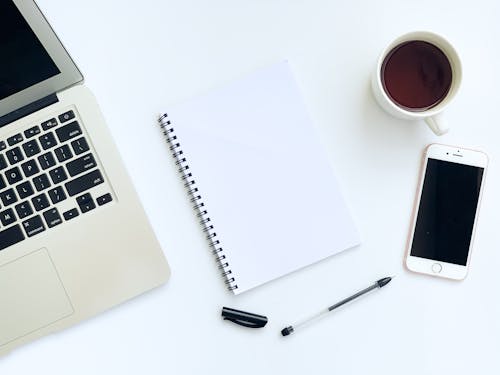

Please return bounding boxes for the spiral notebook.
[159,62,360,294]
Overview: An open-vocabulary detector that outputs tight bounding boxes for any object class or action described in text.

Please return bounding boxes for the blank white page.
[165,62,360,294]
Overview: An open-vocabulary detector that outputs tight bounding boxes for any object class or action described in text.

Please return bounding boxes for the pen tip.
[281,326,294,337]
[377,277,393,288]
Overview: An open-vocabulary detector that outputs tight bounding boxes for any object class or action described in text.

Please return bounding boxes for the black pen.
[281,276,393,337]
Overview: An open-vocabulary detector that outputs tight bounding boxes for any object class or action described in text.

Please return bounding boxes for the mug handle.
[425,112,449,136]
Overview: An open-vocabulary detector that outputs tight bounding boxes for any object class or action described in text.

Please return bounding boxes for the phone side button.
[432,263,443,273]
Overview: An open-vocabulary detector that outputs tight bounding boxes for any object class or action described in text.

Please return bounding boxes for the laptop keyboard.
[0,108,113,252]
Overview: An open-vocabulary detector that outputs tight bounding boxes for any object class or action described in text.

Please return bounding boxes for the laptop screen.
[0,0,60,101]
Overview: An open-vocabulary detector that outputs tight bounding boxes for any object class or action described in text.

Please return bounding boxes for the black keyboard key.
[21,159,39,178]
[96,193,113,206]
[41,118,58,131]
[0,224,24,251]
[0,188,17,206]
[76,193,95,213]
[5,166,23,185]
[56,121,82,143]
[33,173,51,192]
[31,193,50,211]
[49,167,68,184]
[22,140,41,157]
[63,208,79,221]
[0,208,16,226]
[0,141,5,151]
[66,153,96,177]
[54,144,73,162]
[38,152,56,170]
[39,132,57,150]
[22,215,45,237]
[24,126,41,138]
[0,154,7,170]
[43,208,62,228]
[7,133,23,146]
[71,137,89,155]
[15,201,33,219]
[0,175,5,190]
[58,110,75,123]
[48,186,67,204]
[6,147,24,165]
[16,181,34,199]
[65,169,104,197]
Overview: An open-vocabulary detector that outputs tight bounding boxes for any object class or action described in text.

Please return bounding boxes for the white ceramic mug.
[371,31,462,136]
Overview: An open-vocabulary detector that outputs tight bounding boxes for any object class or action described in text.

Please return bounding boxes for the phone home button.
[432,263,443,273]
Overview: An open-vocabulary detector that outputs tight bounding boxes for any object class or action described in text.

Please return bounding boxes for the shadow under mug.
[371,31,462,136]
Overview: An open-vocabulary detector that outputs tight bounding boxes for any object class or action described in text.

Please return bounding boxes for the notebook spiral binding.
[159,113,238,292]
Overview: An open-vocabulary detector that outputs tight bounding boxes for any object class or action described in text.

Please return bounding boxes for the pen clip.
[224,317,263,328]
[221,307,268,329]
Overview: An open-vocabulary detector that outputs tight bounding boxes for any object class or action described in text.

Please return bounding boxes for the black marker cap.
[222,307,268,328]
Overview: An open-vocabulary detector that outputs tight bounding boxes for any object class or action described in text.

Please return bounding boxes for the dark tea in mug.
[381,40,452,111]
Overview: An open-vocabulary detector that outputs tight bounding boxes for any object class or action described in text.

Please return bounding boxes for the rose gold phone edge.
[403,143,488,280]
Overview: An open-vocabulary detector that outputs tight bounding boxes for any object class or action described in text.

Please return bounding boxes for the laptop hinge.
[0,93,59,128]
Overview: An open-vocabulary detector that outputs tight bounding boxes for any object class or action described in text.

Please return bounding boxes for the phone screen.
[410,158,484,266]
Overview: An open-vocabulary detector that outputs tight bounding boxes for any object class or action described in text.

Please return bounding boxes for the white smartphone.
[405,144,488,280]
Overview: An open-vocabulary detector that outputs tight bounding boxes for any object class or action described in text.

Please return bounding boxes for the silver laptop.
[0,0,170,354]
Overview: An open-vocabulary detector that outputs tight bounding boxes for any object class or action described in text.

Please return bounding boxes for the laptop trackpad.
[0,248,74,347]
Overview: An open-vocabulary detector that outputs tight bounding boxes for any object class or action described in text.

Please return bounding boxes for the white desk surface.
[3,0,500,374]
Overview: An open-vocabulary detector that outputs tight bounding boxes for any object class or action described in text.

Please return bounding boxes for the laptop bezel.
[0,0,83,119]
